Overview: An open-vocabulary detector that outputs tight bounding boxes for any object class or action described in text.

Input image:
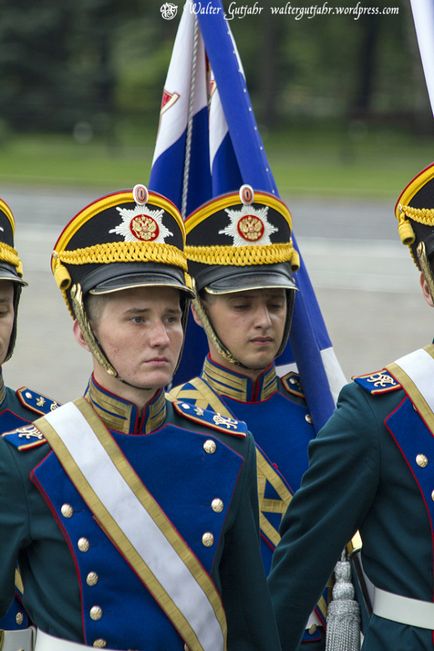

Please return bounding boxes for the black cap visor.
[0,263,27,286]
[84,263,194,297]
[90,273,194,296]
[201,266,297,295]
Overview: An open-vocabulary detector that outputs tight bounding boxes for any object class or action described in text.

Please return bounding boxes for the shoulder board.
[16,387,61,416]
[173,400,247,438]
[2,423,47,451]
[280,371,305,399]
[352,369,402,395]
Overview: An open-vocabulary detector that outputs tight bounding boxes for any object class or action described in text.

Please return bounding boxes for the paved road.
[2,185,432,402]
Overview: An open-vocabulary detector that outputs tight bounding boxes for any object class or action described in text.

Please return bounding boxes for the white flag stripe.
[276,346,347,406]
[410,0,434,116]
[320,347,348,402]
[152,2,208,163]
[209,79,228,163]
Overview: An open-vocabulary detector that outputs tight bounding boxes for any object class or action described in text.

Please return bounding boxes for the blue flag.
[149,0,346,431]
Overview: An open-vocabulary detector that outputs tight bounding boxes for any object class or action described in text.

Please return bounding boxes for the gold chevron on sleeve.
[256,449,293,547]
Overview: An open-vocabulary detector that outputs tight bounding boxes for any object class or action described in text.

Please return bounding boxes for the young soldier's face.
[200,288,287,371]
[89,286,184,392]
[0,281,14,366]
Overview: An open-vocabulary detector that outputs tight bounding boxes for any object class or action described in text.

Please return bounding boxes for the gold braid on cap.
[399,204,434,225]
[70,283,117,377]
[0,242,24,276]
[186,242,300,271]
[57,241,187,269]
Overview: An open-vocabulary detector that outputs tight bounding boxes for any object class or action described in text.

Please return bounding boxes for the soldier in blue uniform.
[268,162,434,650]
[168,186,329,647]
[0,198,60,651]
[0,185,281,651]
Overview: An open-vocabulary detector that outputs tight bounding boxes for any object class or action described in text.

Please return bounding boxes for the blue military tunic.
[0,377,59,632]
[0,375,280,650]
[269,349,434,650]
[169,355,328,645]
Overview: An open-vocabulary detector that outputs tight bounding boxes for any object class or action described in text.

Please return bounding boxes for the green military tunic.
[269,365,434,650]
[0,377,281,650]
[0,376,59,632]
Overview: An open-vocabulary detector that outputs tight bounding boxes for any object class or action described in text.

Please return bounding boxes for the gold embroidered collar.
[85,375,166,435]
[201,356,278,402]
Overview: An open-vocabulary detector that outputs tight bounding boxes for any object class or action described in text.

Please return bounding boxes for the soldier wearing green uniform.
[269,162,434,650]
[0,198,60,651]
[0,185,280,651]
[169,186,330,648]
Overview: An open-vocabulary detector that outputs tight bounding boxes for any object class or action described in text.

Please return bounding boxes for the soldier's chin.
[133,369,174,391]
[242,358,275,372]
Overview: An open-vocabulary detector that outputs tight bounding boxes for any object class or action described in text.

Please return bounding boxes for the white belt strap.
[373,586,434,629]
[0,628,34,651]
[35,629,118,651]
[393,348,434,411]
[387,346,434,435]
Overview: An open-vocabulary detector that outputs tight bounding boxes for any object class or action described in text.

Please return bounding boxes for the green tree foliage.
[0,0,430,136]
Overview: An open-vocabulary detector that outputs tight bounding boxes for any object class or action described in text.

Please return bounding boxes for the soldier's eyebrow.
[124,307,150,314]
[227,293,250,301]
[123,306,182,315]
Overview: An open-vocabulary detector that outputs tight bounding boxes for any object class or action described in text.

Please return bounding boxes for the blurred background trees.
[0,0,430,138]
[0,0,430,196]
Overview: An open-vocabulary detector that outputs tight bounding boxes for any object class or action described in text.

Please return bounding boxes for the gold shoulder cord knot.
[71,283,117,377]
[289,240,300,271]
[0,242,24,276]
[52,252,74,317]
[397,205,416,246]
[397,203,434,248]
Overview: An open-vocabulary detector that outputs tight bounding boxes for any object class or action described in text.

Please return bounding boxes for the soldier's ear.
[191,302,204,329]
[73,319,91,352]
[420,272,434,308]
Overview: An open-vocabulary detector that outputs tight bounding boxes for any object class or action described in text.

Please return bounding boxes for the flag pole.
[182,7,200,219]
